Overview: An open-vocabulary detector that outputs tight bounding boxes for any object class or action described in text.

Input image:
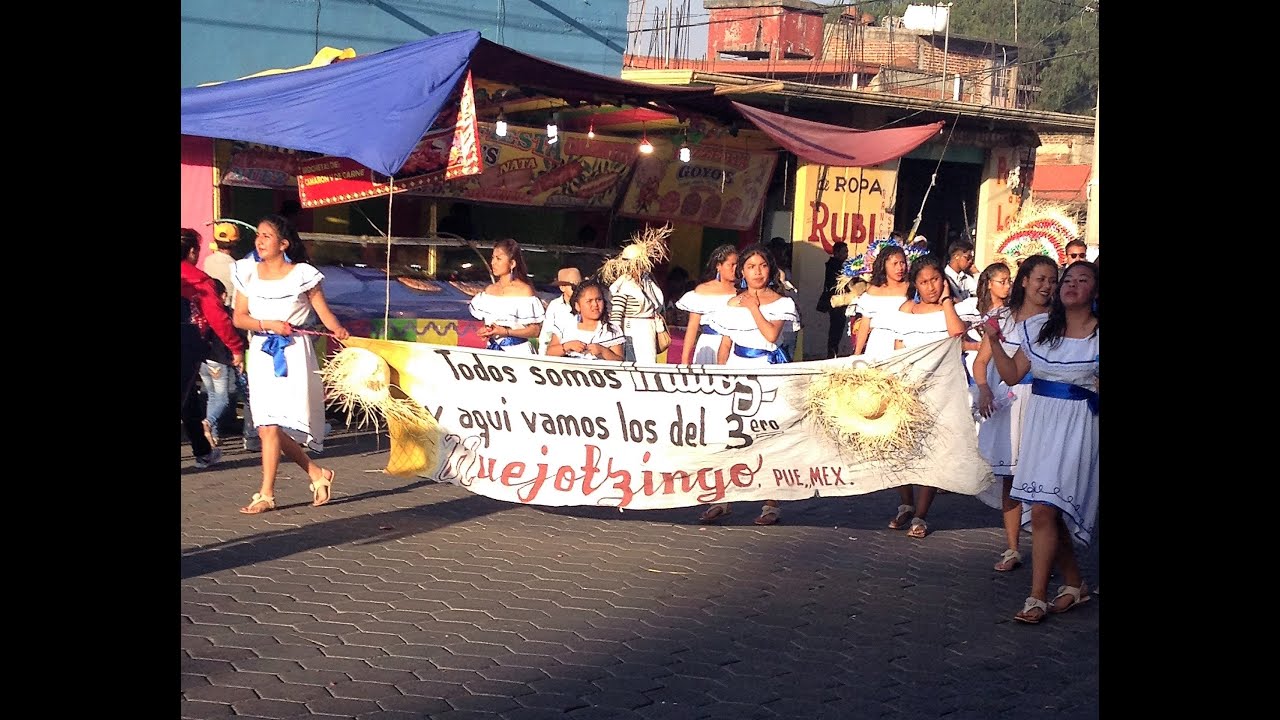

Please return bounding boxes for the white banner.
[339,336,994,509]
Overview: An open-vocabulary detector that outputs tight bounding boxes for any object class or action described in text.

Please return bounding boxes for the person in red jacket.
[182,228,244,468]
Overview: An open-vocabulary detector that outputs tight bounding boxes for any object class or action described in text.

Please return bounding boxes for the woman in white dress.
[972,255,1058,572]
[469,238,545,354]
[544,278,626,361]
[675,244,739,365]
[699,245,798,526]
[232,215,351,515]
[984,261,1098,624]
[886,256,966,538]
[851,245,911,358]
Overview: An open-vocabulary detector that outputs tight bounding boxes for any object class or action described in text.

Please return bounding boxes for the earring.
[715,271,720,281]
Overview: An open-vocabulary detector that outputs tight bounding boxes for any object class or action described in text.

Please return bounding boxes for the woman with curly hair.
[972,255,1058,572]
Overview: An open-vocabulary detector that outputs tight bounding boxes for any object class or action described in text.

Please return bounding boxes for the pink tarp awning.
[731,101,944,168]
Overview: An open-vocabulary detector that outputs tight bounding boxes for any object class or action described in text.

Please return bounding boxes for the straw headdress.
[804,364,935,466]
[598,224,672,283]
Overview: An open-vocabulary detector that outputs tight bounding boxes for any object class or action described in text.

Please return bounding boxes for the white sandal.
[1049,583,1091,614]
[888,504,915,529]
[1014,596,1049,624]
[309,468,336,507]
[754,504,781,526]
[994,548,1022,572]
[239,493,276,515]
[906,517,929,538]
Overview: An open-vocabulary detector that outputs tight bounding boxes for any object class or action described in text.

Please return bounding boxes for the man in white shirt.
[538,266,582,353]
[943,239,978,302]
[199,222,240,308]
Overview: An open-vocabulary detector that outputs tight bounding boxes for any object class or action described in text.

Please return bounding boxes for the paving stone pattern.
[182,429,1099,719]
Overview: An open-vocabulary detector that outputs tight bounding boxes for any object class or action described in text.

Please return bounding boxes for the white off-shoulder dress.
[1009,314,1100,547]
[890,304,953,349]
[231,259,327,452]
[852,291,909,359]
[468,292,546,355]
[709,296,799,367]
[675,290,733,365]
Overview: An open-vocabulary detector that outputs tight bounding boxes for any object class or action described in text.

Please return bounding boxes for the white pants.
[621,317,658,364]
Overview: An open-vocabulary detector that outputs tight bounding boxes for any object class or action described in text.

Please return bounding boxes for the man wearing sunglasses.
[944,239,978,302]
[1065,239,1089,266]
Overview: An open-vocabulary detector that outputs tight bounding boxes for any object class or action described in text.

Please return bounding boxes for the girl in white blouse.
[468,238,545,354]
[232,215,350,515]
[544,278,626,361]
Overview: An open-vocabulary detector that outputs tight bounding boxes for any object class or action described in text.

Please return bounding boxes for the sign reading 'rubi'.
[339,336,994,510]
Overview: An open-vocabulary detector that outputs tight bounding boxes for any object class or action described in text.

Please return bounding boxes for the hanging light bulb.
[679,137,691,163]
[495,108,508,138]
[587,119,596,140]
[638,123,654,155]
[546,112,559,144]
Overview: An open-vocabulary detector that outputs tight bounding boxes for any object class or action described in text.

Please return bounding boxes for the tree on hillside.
[840,0,1098,115]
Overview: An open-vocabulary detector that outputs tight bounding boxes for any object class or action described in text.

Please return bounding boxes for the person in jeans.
[198,280,238,449]
[181,228,244,468]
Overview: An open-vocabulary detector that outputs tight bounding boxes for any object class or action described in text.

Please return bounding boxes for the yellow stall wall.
[790,163,898,360]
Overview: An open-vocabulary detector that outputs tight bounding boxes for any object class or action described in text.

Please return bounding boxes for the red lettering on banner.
[465,443,768,508]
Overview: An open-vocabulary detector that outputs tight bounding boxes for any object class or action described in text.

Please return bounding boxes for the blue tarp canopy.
[320,265,555,321]
[181,31,481,177]
[181,29,941,178]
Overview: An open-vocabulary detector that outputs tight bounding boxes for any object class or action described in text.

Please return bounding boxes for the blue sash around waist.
[733,344,791,364]
[251,331,294,377]
[1031,378,1098,415]
[1018,371,1033,385]
[488,335,529,351]
[699,324,720,336]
